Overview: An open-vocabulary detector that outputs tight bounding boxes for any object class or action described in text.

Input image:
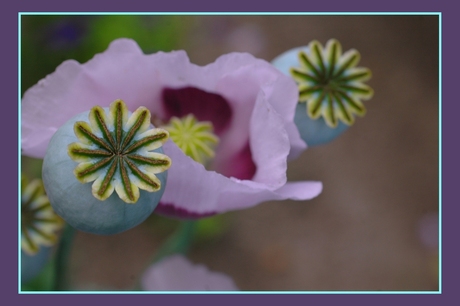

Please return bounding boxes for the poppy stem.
[152,220,197,263]
[53,223,76,291]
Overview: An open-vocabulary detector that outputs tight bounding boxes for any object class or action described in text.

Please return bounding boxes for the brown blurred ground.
[61,15,438,291]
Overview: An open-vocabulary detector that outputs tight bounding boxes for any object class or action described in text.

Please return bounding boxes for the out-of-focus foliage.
[194,214,231,243]
[21,260,55,291]
[21,15,189,95]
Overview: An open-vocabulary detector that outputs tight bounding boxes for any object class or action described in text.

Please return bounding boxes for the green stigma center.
[289,38,374,128]
[67,99,172,204]
[163,114,219,165]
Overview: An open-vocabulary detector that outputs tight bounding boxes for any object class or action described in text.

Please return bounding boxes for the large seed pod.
[42,101,171,235]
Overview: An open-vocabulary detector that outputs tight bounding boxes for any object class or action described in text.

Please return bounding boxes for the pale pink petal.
[160,141,322,215]
[211,54,306,164]
[141,255,238,291]
[248,91,290,187]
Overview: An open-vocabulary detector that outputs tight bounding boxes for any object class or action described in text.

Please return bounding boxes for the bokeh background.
[21,14,439,291]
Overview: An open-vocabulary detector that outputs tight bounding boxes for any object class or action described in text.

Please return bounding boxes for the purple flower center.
[161,87,256,181]
[216,143,256,181]
[162,87,232,135]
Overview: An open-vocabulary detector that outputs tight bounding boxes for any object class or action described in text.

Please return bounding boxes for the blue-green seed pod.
[272,39,373,146]
[42,100,171,235]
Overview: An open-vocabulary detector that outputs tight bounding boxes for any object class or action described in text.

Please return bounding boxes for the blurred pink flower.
[141,255,238,291]
[21,38,322,218]
[417,212,439,250]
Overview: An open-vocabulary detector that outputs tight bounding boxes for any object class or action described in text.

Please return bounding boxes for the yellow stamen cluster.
[164,114,219,165]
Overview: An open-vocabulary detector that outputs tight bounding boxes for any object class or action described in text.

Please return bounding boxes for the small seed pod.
[42,100,171,235]
[271,39,373,146]
[21,176,62,284]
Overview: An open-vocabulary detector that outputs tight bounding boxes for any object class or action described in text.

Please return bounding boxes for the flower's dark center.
[162,87,232,135]
[161,87,256,181]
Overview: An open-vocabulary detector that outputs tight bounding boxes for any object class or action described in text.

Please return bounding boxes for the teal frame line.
[18,11,442,295]
[18,12,22,296]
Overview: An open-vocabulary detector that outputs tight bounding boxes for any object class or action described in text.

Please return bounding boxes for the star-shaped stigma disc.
[67,99,172,204]
[290,39,374,127]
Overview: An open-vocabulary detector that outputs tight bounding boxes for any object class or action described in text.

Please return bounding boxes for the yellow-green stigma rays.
[164,114,219,165]
[21,176,63,255]
[290,39,374,127]
[67,99,172,204]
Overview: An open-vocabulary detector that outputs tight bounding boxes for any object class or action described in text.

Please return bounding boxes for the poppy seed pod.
[21,176,62,283]
[42,100,171,235]
[272,39,373,146]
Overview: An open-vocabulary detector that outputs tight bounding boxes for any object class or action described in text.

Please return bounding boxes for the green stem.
[152,220,197,262]
[53,223,76,291]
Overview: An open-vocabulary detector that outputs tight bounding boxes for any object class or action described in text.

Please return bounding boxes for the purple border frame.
[6,0,456,305]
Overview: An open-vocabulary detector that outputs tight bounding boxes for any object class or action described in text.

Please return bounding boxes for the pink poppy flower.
[141,255,238,291]
[21,38,322,219]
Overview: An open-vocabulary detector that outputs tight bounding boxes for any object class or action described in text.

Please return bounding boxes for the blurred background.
[21,14,439,291]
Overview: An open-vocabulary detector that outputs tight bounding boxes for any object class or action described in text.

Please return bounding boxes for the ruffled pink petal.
[248,91,290,187]
[141,255,238,291]
[211,54,307,160]
[159,140,322,215]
